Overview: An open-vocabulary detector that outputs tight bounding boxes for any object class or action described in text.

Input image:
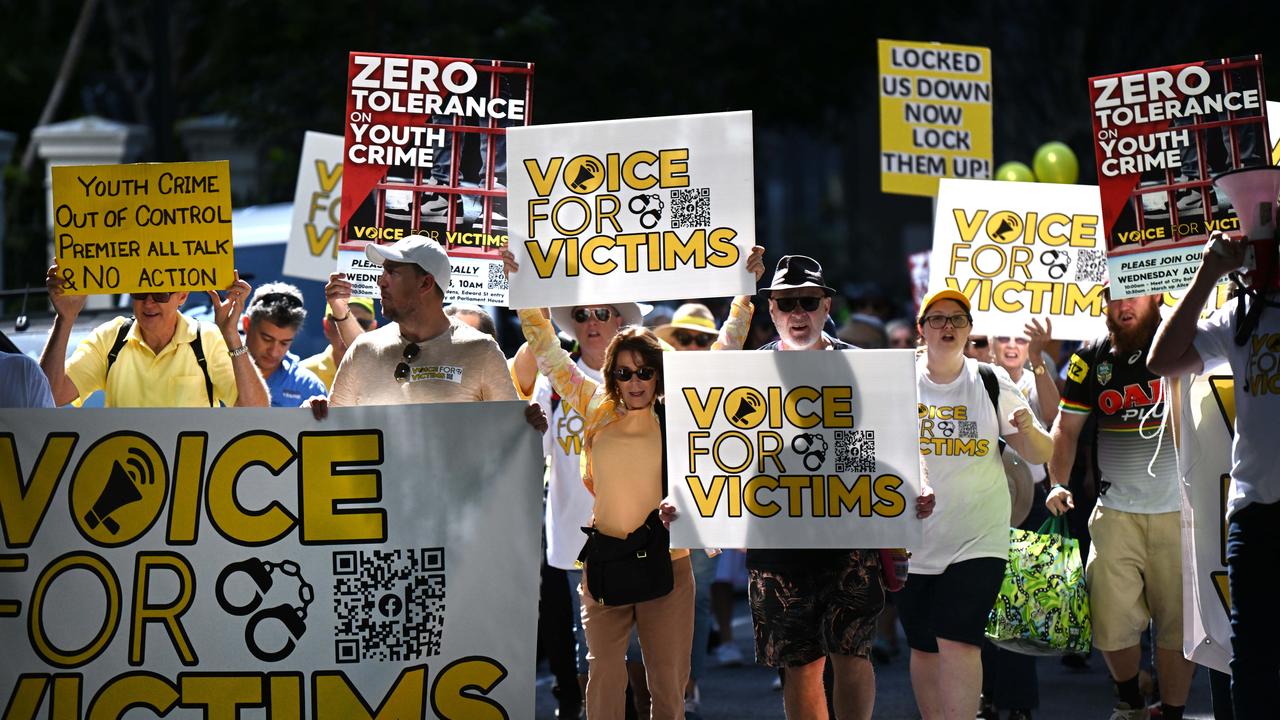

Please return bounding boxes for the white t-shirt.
[1194,295,1280,519]
[535,360,604,570]
[1011,369,1047,484]
[914,357,1034,574]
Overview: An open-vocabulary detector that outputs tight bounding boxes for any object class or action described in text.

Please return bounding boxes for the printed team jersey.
[1059,336,1179,513]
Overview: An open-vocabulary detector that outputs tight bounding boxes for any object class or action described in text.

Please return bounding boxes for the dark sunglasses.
[612,366,656,382]
[970,338,989,349]
[393,342,421,383]
[355,316,374,331]
[773,296,822,313]
[131,292,173,304]
[922,314,972,329]
[673,330,712,347]
[252,292,303,309]
[572,307,615,323]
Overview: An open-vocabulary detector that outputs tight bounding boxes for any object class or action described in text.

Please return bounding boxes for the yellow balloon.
[995,161,1036,182]
[1033,141,1079,184]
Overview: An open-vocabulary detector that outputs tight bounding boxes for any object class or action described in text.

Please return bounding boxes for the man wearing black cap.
[747,255,934,720]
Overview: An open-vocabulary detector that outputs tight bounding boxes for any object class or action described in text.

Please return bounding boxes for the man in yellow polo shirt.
[39,264,269,408]
[300,296,377,391]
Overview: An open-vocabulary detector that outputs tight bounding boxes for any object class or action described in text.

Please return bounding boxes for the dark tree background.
[1,0,1274,305]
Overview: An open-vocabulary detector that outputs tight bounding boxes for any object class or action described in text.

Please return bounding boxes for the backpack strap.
[977,363,1006,455]
[654,400,668,497]
[106,317,135,374]
[189,323,215,407]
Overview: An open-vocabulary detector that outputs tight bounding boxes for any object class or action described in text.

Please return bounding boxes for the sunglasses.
[922,314,972,329]
[572,307,615,323]
[673,330,712,347]
[773,296,823,312]
[131,292,174,304]
[970,338,989,349]
[355,316,374,331]
[393,342,421,383]
[612,366,656,382]
[252,292,303,309]
[994,336,1029,346]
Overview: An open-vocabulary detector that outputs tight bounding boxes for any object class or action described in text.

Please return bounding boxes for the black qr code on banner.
[1074,249,1107,282]
[834,430,875,473]
[488,262,509,291]
[670,188,711,228]
[332,548,446,663]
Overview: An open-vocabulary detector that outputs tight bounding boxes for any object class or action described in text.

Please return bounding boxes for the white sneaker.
[1107,702,1150,720]
[715,642,744,666]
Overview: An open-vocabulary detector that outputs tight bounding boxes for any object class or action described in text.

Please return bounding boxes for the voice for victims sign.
[340,52,534,304]
[0,403,541,719]
[506,111,756,308]
[284,132,344,281]
[51,161,233,294]
[1089,55,1271,299]
[665,350,921,550]
[929,179,1107,341]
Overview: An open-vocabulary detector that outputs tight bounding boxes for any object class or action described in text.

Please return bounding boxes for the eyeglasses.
[994,336,1029,346]
[131,292,173,304]
[673,330,712,347]
[393,342,421,383]
[252,292,303,309]
[572,307,615,323]
[922,314,972,329]
[612,366,656,382]
[773,296,822,313]
[970,338,989,349]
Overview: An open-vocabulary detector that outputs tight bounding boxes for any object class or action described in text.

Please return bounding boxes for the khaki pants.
[581,555,694,720]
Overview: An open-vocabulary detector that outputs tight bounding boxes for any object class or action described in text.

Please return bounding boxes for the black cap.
[759,255,836,297]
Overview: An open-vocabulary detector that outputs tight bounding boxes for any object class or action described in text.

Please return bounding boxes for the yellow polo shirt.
[66,315,239,408]
[300,346,337,391]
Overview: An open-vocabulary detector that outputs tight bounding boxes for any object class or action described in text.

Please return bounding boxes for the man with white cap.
[311,235,539,412]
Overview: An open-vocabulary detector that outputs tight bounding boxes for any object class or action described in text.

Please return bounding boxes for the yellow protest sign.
[51,161,233,294]
[878,39,993,197]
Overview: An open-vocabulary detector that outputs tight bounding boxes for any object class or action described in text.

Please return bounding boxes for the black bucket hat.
[759,255,836,297]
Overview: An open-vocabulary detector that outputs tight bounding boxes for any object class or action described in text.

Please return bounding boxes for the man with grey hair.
[243,281,326,407]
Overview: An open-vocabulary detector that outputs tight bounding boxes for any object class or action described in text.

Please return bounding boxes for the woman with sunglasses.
[899,289,1053,720]
[502,247,763,720]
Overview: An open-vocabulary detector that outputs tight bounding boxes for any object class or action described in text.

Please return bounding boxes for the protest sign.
[929,178,1107,340]
[1176,371,1234,673]
[339,52,534,305]
[878,39,993,197]
[506,111,756,308]
[1270,100,1280,163]
[665,350,921,550]
[51,161,233,294]
[335,244,382,298]
[284,131,344,280]
[1088,55,1271,299]
[0,402,542,718]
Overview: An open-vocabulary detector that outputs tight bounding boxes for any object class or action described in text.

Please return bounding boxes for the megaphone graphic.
[570,159,602,192]
[730,395,760,426]
[84,461,143,534]
[1213,166,1280,292]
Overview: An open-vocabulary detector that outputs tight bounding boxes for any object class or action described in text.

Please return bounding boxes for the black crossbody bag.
[577,402,673,606]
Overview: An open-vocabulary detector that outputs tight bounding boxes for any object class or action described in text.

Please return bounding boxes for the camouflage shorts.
[747,550,885,667]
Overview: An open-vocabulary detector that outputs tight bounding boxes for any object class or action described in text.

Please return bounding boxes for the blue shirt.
[0,352,55,408]
[265,352,327,408]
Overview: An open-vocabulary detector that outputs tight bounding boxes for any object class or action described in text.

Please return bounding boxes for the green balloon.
[1033,141,1079,184]
[995,161,1036,183]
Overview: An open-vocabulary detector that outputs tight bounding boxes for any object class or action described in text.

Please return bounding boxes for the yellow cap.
[917,289,971,320]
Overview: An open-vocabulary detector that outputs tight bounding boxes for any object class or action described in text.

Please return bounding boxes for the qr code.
[670,187,711,228]
[1074,249,1107,282]
[834,430,875,473]
[488,262,509,291]
[332,548,446,663]
[958,420,978,439]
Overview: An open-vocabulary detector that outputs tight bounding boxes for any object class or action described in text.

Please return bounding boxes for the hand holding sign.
[46,263,86,321]
[915,484,936,519]
[208,270,250,341]
[325,271,354,317]
[1203,230,1247,280]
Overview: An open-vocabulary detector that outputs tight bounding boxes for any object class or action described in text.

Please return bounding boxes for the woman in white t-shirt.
[899,289,1053,720]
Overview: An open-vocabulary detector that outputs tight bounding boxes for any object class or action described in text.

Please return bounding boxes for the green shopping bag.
[985,515,1092,656]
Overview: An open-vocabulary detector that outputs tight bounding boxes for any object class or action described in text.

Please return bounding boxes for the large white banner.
[665,350,923,549]
[930,178,1107,340]
[506,111,756,308]
[1177,370,1234,673]
[284,131,345,280]
[0,403,542,718]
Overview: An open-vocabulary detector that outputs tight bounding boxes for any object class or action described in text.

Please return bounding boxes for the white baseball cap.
[365,235,451,292]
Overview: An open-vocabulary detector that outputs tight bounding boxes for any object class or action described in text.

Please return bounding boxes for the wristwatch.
[228,345,249,358]
[1032,363,1046,376]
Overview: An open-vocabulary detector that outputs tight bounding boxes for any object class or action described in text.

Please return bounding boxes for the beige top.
[329,319,517,407]
[588,409,663,535]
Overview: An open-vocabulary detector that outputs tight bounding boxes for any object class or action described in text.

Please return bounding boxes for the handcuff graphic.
[791,433,828,471]
[629,194,665,229]
[215,557,313,662]
[1039,249,1072,280]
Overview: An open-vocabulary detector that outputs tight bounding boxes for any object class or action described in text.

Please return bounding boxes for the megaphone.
[729,395,759,426]
[570,160,601,192]
[1212,166,1280,292]
[83,461,143,534]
